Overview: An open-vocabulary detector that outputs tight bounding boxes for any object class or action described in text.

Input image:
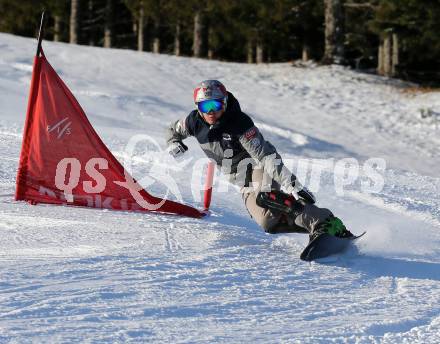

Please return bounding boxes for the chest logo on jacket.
[244,127,257,140]
[222,133,232,141]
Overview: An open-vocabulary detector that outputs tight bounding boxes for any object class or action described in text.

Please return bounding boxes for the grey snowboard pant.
[241,168,333,234]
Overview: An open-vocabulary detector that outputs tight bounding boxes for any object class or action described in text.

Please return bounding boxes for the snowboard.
[300,231,366,261]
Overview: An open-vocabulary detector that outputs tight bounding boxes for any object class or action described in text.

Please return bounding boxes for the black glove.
[292,180,316,204]
[297,187,316,204]
[167,141,188,158]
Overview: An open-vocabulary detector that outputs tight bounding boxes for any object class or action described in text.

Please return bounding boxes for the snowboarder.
[166,80,353,239]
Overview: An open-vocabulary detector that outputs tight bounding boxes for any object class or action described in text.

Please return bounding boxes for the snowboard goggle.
[197,98,225,113]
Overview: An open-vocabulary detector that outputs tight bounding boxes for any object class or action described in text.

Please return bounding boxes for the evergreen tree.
[0,0,45,37]
[371,0,440,80]
[0,0,437,83]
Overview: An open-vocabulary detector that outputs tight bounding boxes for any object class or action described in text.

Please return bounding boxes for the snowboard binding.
[256,190,304,216]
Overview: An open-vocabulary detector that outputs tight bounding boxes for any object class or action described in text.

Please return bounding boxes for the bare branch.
[344,2,378,10]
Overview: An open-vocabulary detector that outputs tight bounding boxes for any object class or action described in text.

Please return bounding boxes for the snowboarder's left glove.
[292,180,316,204]
[167,141,188,158]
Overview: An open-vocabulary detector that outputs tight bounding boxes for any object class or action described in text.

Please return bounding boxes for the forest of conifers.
[1,0,439,84]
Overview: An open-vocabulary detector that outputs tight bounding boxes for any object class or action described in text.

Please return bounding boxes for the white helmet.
[193,80,227,103]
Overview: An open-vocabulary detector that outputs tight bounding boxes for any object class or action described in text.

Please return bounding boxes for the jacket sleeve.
[166,117,192,146]
[238,125,297,194]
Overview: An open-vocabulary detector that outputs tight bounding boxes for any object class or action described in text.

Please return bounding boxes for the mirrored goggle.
[198,99,224,113]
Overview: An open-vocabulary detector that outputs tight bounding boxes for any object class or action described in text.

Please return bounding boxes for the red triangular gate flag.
[15,49,203,218]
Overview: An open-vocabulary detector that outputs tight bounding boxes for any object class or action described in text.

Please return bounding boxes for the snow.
[1,32,440,342]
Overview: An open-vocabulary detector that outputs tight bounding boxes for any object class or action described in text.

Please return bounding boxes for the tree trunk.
[152,18,160,53]
[138,1,144,51]
[207,26,214,59]
[69,0,79,44]
[88,0,95,46]
[256,41,264,64]
[54,15,61,42]
[302,44,310,62]
[383,32,392,76]
[377,31,398,77]
[323,0,345,64]
[174,22,181,56]
[392,33,399,76]
[247,40,253,63]
[104,0,113,48]
[193,11,203,57]
[133,20,137,36]
[153,38,160,53]
[377,42,384,75]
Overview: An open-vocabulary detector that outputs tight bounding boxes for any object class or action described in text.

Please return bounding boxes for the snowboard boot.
[316,216,354,239]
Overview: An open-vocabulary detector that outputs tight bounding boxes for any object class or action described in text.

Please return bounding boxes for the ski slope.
[1,33,440,343]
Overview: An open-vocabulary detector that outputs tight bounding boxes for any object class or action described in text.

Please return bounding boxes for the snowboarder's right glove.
[292,180,316,204]
[167,141,188,158]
